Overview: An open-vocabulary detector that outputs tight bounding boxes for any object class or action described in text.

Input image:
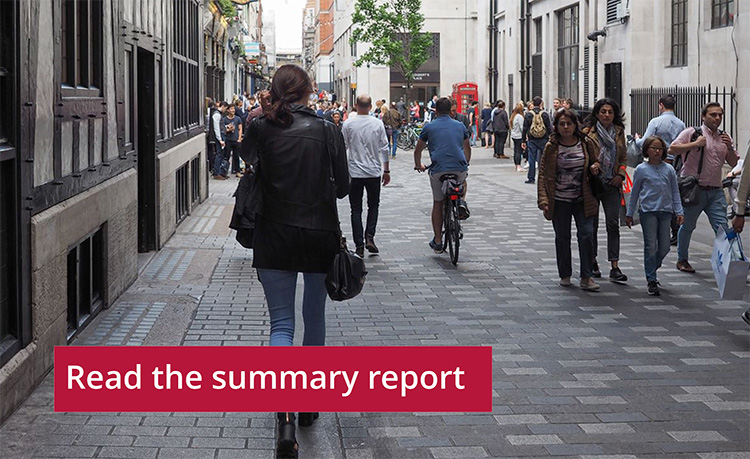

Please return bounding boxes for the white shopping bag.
[710,227,750,300]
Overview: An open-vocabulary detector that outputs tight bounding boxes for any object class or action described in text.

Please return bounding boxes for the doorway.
[137,48,157,252]
[605,62,622,110]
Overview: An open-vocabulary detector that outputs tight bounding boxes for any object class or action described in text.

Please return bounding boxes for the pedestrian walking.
[492,101,510,159]
[481,102,494,149]
[625,136,685,296]
[730,145,750,325]
[537,109,602,291]
[342,95,391,257]
[382,102,402,158]
[425,95,438,123]
[583,98,629,283]
[468,101,479,147]
[240,65,350,458]
[522,97,553,184]
[396,97,407,120]
[510,102,525,171]
[211,101,229,179]
[331,110,343,129]
[221,104,244,177]
[669,102,739,273]
[410,101,420,122]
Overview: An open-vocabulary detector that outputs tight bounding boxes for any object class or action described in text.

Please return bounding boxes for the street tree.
[350,0,432,107]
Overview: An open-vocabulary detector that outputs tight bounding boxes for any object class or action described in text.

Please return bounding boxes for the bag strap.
[321,121,344,241]
[685,127,705,178]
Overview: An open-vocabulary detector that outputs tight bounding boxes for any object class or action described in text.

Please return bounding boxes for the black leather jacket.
[240,105,350,232]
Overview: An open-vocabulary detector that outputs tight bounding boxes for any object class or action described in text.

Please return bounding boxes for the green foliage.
[215,0,238,21]
[351,0,432,86]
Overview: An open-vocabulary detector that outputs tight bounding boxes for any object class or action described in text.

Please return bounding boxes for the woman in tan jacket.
[583,98,628,283]
[538,109,602,291]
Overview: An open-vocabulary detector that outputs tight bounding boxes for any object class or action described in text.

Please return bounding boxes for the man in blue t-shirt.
[414,97,471,253]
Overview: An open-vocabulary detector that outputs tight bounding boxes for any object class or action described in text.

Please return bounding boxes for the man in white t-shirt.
[341,95,391,257]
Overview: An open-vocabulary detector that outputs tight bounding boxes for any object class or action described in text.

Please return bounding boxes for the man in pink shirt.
[668,102,739,273]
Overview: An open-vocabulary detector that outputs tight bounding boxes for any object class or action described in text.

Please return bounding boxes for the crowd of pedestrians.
[225,64,747,457]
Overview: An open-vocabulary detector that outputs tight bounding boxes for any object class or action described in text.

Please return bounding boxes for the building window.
[711,0,734,28]
[534,18,542,54]
[173,0,200,133]
[61,0,103,97]
[557,5,579,103]
[606,0,621,24]
[670,0,687,67]
[67,227,105,340]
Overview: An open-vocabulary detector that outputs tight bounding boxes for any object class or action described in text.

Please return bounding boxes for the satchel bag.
[320,122,367,301]
[589,173,606,199]
[229,169,259,249]
[678,128,705,207]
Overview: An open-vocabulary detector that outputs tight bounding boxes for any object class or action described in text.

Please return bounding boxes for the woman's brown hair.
[509,102,525,125]
[266,65,313,128]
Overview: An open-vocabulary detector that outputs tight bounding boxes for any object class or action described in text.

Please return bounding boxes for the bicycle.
[397,122,423,150]
[439,174,464,265]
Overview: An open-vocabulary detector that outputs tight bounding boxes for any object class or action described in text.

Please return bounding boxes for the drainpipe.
[519,0,526,100]
[489,0,495,102]
[525,0,531,99]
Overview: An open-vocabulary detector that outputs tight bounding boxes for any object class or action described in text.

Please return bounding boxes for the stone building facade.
[0,0,208,423]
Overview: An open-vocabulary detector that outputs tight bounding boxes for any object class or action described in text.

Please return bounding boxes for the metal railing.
[629,85,737,138]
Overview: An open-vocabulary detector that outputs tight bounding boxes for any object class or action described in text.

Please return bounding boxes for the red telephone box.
[451,82,478,114]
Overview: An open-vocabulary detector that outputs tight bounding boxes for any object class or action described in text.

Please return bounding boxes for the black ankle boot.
[298,412,319,427]
[276,413,298,459]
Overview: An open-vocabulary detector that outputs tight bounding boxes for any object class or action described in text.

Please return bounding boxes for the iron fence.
[629,85,737,139]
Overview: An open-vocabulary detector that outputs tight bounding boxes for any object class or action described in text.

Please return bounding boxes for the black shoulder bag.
[321,122,367,301]
[677,128,704,207]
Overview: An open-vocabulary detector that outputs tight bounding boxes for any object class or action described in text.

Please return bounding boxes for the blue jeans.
[213,145,228,176]
[257,269,328,346]
[470,125,478,146]
[391,128,399,157]
[526,139,546,182]
[640,211,672,282]
[677,188,728,261]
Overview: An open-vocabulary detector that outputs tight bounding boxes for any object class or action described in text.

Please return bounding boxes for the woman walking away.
[241,65,350,459]
[510,102,525,171]
[583,97,628,284]
[538,109,602,291]
[625,136,684,296]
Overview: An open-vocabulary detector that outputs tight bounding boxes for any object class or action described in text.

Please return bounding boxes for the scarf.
[597,122,617,180]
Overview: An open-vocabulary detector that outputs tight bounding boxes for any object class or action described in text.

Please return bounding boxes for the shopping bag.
[710,227,750,300]
[626,135,643,168]
[619,173,639,226]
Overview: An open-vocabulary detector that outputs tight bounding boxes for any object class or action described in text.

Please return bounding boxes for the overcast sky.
[264,0,306,52]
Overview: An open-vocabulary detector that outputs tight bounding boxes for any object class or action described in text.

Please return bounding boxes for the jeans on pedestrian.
[391,128,399,157]
[512,138,523,166]
[225,140,241,174]
[349,177,382,247]
[526,138,546,182]
[213,144,228,176]
[640,211,672,282]
[677,188,728,261]
[552,199,594,279]
[257,269,328,347]
[592,183,622,263]
[470,125,478,146]
[494,131,508,156]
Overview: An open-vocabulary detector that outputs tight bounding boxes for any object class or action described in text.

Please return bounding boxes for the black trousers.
[349,177,381,248]
[512,138,524,165]
[224,140,241,173]
[494,131,508,156]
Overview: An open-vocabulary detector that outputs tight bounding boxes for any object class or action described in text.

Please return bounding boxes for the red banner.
[54,346,492,413]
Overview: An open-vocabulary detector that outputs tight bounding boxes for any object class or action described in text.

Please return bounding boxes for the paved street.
[1,146,748,459]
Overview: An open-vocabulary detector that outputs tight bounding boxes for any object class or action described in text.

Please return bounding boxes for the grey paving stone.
[429,446,489,458]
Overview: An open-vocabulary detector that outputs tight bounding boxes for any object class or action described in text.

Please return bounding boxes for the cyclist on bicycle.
[414,97,471,253]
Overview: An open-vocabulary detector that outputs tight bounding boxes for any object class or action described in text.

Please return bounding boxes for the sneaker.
[524,179,535,184]
[365,235,379,254]
[522,162,529,170]
[676,260,696,273]
[355,245,364,258]
[609,267,628,284]
[559,277,572,287]
[647,280,660,296]
[457,201,470,220]
[742,310,750,326]
[429,238,444,254]
[580,278,600,291]
[592,262,602,278]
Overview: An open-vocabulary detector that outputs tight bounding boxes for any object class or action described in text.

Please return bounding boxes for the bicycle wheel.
[397,130,410,149]
[445,200,460,265]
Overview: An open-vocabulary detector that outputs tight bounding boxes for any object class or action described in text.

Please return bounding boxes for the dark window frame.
[66,226,106,342]
[172,0,200,134]
[61,0,103,98]
[711,0,734,29]
[557,4,580,103]
[670,0,688,67]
